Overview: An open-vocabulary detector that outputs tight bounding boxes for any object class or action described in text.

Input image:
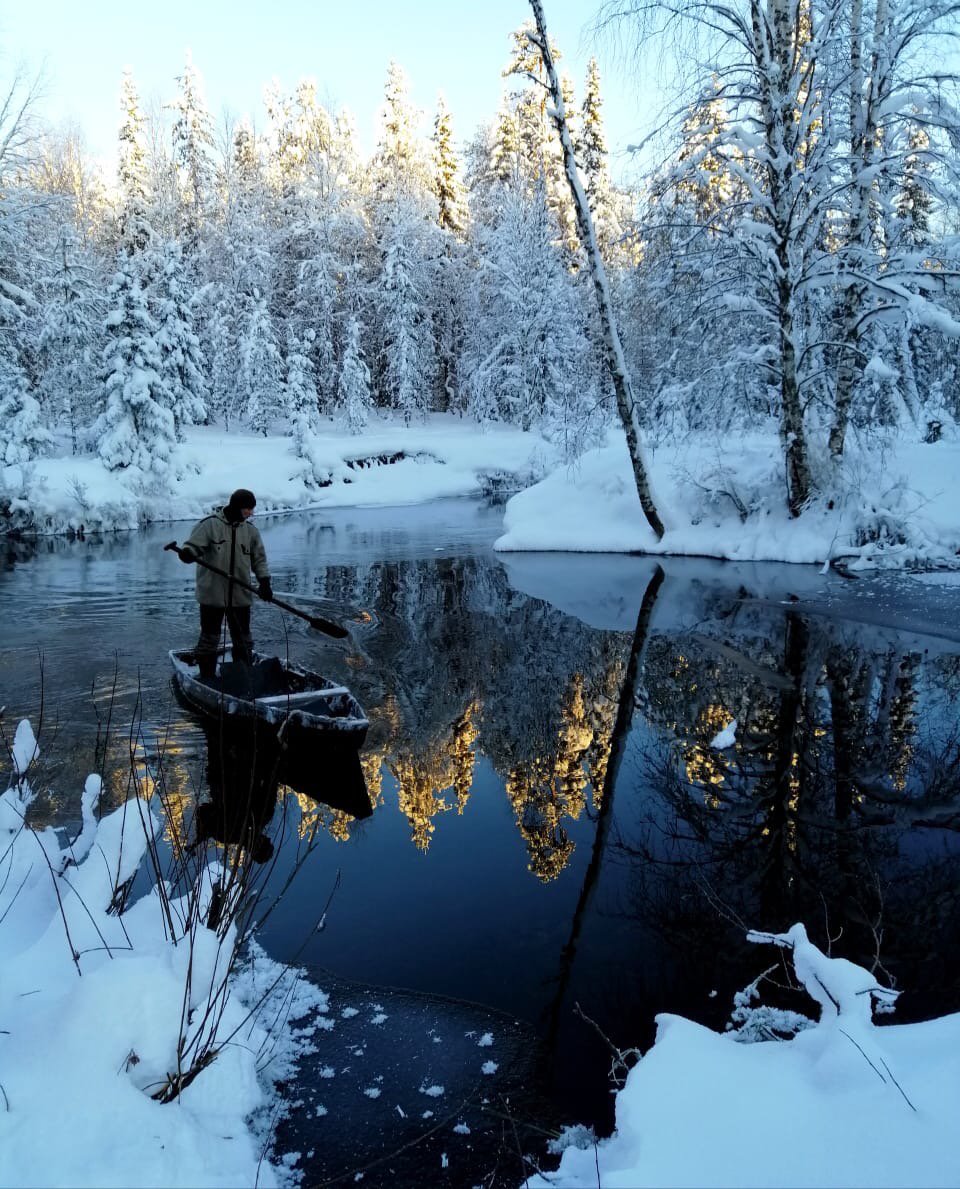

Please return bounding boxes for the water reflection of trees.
[621,593,960,1008]
[11,553,631,883]
[298,557,633,877]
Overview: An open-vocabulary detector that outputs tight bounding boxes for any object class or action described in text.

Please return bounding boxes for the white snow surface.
[0,722,326,1188]
[709,719,738,750]
[7,416,959,570]
[3,415,554,534]
[530,926,960,1189]
[495,430,960,568]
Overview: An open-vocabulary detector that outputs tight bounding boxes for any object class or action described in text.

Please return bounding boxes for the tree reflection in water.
[618,587,960,1019]
[297,554,635,879]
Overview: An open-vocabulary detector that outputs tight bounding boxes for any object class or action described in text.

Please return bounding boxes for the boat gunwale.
[169,649,369,735]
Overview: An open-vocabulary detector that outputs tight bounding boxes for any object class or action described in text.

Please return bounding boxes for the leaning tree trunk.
[527,0,665,540]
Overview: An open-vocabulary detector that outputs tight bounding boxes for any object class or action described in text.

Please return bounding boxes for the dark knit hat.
[227,488,256,511]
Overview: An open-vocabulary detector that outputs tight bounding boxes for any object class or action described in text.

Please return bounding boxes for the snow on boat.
[169,649,369,748]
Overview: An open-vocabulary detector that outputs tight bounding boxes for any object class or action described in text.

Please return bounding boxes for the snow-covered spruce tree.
[117,70,152,256]
[97,253,175,480]
[0,185,44,429]
[150,239,208,436]
[239,293,283,435]
[286,328,322,454]
[502,21,578,255]
[463,181,600,441]
[371,62,434,204]
[169,51,215,256]
[295,242,340,413]
[201,287,236,430]
[37,228,102,454]
[432,232,469,415]
[580,58,626,263]
[432,95,468,238]
[337,315,373,434]
[0,342,51,465]
[373,197,439,424]
[489,100,523,189]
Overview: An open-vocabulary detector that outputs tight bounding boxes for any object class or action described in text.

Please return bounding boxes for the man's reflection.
[192,721,372,863]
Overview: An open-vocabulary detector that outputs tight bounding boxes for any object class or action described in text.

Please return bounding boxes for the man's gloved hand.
[258,577,274,602]
[179,547,196,564]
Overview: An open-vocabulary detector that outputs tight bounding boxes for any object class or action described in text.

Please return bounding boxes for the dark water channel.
[3,499,960,1182]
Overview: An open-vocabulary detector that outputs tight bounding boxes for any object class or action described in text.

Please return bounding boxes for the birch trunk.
[753,0,813,514]
[830,0,889,456]
[528,0,665,540]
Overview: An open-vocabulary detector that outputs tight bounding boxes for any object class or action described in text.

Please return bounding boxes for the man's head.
[225,489,256,522]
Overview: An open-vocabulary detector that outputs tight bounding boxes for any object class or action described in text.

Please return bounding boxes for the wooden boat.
[169,649,369,748]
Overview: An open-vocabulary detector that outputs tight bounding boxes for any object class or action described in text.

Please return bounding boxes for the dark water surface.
[3,500,960,1177]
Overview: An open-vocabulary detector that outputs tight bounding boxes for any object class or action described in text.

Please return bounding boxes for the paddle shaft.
[164,541,348,639]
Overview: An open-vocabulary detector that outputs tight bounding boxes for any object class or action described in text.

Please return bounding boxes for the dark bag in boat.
[218,656,287,700]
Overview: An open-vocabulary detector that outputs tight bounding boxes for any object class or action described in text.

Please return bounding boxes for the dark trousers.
[197,604,254,673]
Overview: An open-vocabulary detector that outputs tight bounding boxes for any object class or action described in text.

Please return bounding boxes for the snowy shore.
[0,721,326,1188]
[532,927,960,1188]
[0,417,556,536]
[5,415,958,571]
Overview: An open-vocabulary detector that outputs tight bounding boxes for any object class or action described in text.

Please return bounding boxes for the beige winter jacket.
[182,509,270,608]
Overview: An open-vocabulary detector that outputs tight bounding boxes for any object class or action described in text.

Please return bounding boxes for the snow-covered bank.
[1,416,555,535]
[532,925,960,1189]
[496,432,960,568]
[0,721,323,1188]
[7,416,960,571]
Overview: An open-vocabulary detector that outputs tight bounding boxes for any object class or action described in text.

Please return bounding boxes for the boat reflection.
[192,720,372,863]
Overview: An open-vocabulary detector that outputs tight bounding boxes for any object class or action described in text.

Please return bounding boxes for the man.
[179,488,273,680]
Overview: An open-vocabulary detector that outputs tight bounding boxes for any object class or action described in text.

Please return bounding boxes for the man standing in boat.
[178,488,273,680]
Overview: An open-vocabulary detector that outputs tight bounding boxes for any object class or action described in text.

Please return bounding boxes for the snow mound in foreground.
[0,720,323,1188]
[531,923,960,1189]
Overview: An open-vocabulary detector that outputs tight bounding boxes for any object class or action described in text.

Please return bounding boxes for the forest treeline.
[1,3,959,520]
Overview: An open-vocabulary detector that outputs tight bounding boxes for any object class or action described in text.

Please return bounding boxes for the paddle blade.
[308,614,350,640]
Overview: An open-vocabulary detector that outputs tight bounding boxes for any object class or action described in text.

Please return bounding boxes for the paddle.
[164,541,349,640]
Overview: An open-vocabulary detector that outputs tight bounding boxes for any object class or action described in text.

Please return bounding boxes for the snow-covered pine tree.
[37,228,101,454]
[98,252,176,479]
[371,62,434,205]
[374,198,439,424]
[580,58,624,262]
[239,293,283,435]
[286,328,324,464]
[169,51,215,255]
[151,239,208,436]
[432,96,468,238]
[117,70,152,255]
[337,314,373,434]
[0,340,51,465]
[462,182,598,437]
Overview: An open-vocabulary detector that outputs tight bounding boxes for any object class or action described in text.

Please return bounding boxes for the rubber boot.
[197,653,217,683]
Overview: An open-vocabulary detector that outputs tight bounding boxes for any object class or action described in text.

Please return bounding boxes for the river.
[3,498,960,1180]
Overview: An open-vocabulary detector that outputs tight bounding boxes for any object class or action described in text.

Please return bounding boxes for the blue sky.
[1,0,660,180]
